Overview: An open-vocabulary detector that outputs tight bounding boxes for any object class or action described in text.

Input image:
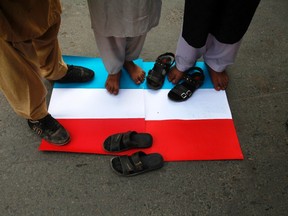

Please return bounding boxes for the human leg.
[123,35,146,84]
[32,22,67,80]
[204,34,242,90]
[0,38,70,144]
[33,22,94,83]
[94,32,126,95]
[0,38,48,120]
[168,35,205,84]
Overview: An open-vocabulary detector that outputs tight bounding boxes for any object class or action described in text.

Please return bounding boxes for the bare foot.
[105,72,121,95]
[123,61,145,84]
[168,66,184,84]
[206,65,229,91]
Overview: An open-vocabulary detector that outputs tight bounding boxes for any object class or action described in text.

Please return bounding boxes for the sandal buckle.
[181,92,187,99]
[181,90,192,99]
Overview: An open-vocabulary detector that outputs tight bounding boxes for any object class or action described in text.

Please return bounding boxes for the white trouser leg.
[175,34,205,72]
[204,34,242,72]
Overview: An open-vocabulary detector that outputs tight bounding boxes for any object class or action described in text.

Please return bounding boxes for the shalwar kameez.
[0,0,67,120]
[87,0,162,74]
[175,0,261,73]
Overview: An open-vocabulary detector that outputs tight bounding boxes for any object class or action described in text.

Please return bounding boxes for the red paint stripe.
[39,119,145,154]
[145,119,243,161]
[39,118,243,161]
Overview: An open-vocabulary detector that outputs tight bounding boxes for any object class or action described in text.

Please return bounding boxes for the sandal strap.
[183,73,202,86]
[168,66,204,101]
[119,152,145,175]
[119,156,135,175]
[156,52,175,67]
[109,131,134,151]
[171,84,193,99]
[154,62,168,75]
[148,52,176,79]
[130,151,144,171]
[187,66,204,74]
[109,133,124,151]
[183,67,204,87]
[122,131,134,145]
[147,62,167,83]
[147,72,164,84]
[146,52,175,89]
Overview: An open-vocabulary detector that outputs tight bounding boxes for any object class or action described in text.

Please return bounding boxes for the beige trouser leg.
[0,22,67,120]
[93,32,147,74]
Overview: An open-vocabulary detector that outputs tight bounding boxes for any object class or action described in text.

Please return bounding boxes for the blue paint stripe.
[54,56,213,89]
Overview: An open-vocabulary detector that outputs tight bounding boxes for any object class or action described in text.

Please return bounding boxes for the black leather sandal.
[103,131,153,152]
[110,151,164,176]
[146,52,175,90]
[168,67,204,102]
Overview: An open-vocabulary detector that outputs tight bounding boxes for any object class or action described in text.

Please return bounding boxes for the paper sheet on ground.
[39,56,243,161]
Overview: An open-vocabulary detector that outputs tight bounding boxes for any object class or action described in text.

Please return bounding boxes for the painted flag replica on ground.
[39,56,243,161]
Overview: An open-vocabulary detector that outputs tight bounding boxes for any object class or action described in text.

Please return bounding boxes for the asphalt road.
[0,0,287,215]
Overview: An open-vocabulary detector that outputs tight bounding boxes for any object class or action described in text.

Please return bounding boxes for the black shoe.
[28,114,70,145]
[56,65,95,83]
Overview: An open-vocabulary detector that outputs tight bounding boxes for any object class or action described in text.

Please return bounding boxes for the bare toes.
[105,73,121,95]
[168,66,184,84]
[124,61,145,85]
[207,65,229,91]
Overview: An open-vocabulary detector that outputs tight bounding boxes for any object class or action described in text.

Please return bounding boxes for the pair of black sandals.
[103,131,164,177]
[146,52,205,102]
